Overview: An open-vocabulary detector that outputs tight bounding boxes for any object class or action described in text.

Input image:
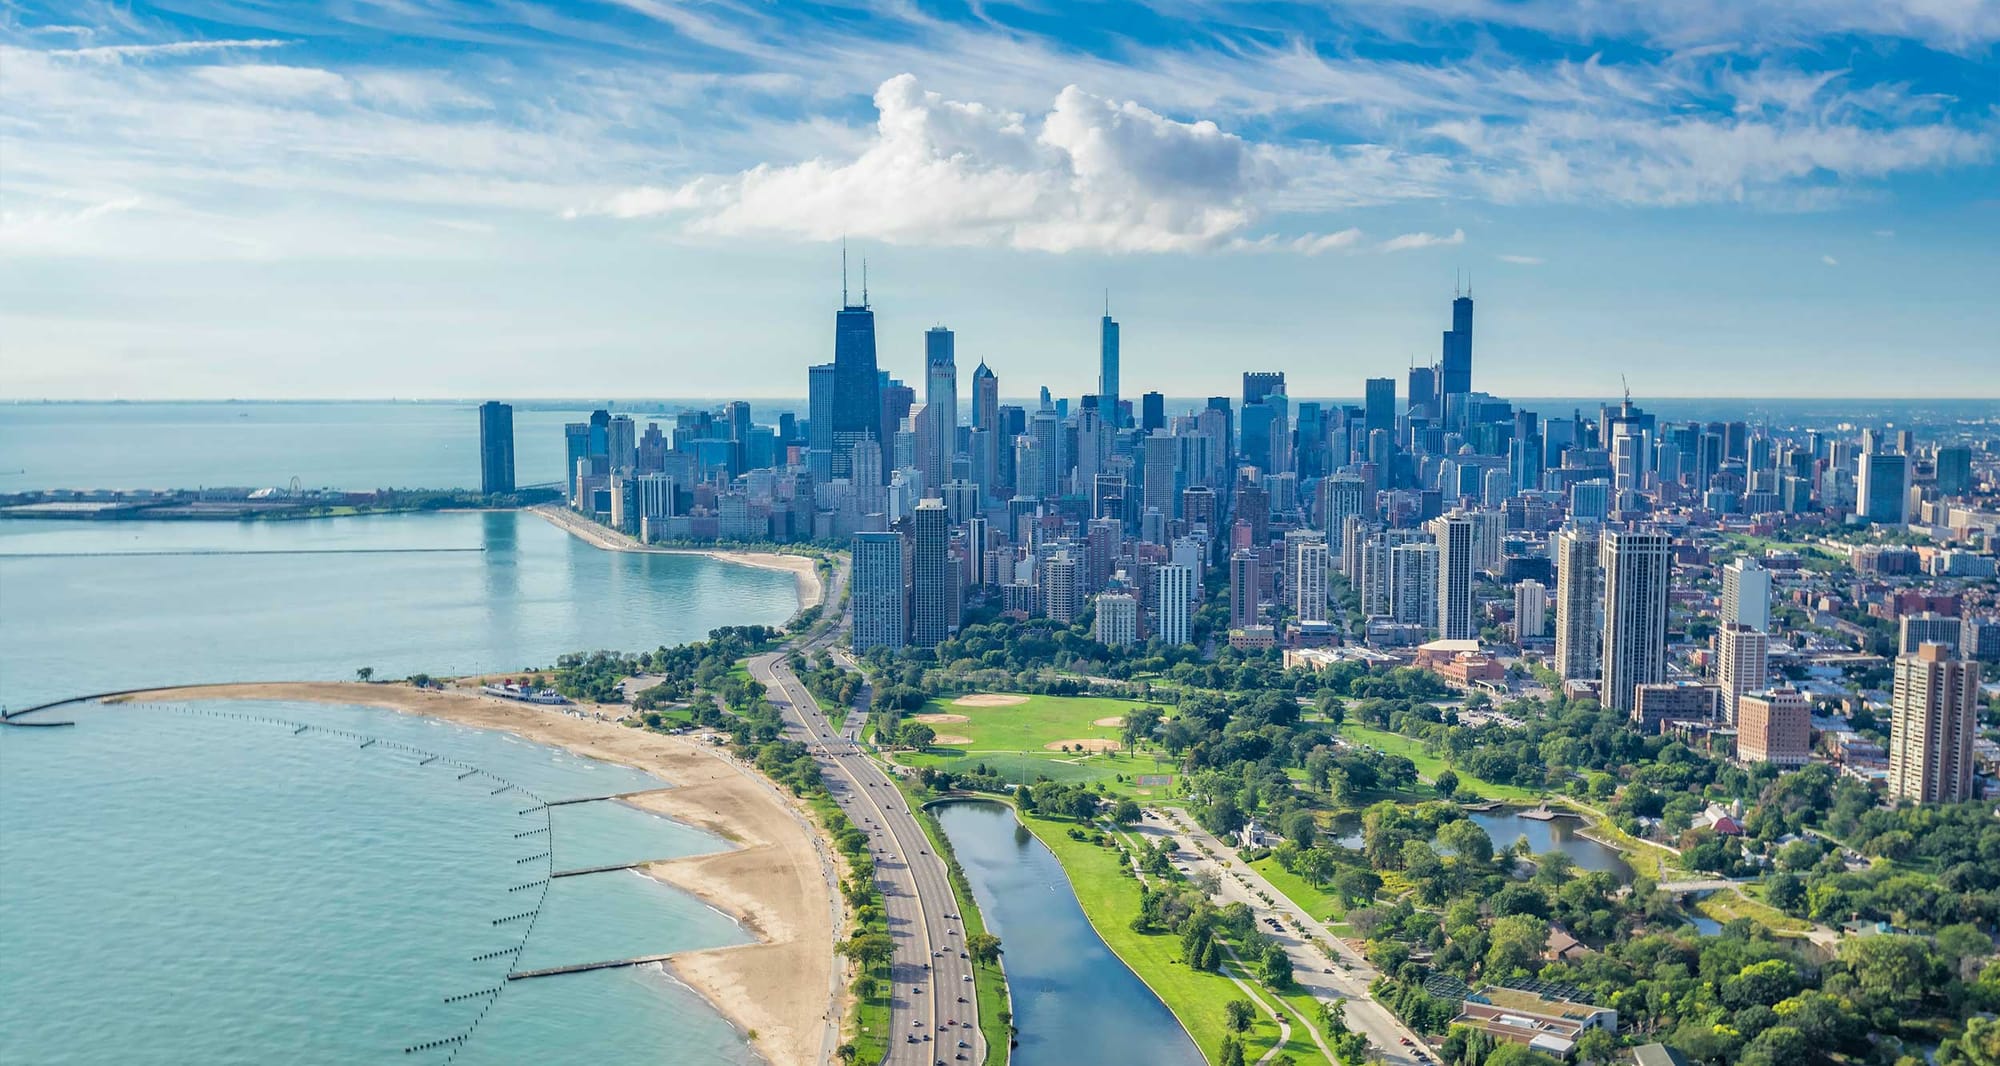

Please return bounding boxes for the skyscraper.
[851,531,906,652]
[970,361,999,498]
[478,401,515,495]
[1554,525,1602,681]
[1736,688,1811,766]
[1857,449,1910,525]
[830,259,881,481]
[1154,564,1193,645]
[1141,391,1165,434]
[1720,556,1772,632]
[1242,371,1285,407]
[910,499,955,648]
[1228,550,1260,630]
[1363,378,1396,439]
[1888,643,1980,804]
[807,362,838,482]
[1440,290,1473,401]
[1514,579,1548,639]
[1714,622,1769,725]
[1431,511,1477,640]
[1320,474,1366,555]
[1099,307,1120,427]
[921,326,957,490]
[1294,537,1329,624]
[1094,592,1138,646]
[563,422,590,504]
[1600,528,1673,713]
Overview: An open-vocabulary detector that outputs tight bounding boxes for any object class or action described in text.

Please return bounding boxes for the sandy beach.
[108,681,840,1066]
[528,504,825,612]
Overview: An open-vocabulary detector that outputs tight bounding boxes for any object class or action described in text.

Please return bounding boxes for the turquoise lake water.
[0,699,760,1065]
[0,510,799,709]
[0,508,802,1064]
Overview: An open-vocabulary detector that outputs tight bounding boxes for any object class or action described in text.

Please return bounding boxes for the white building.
[1154,564,1193,645]
[1720,556,1772,632]
[1514,579,1548,639]
[1094,592,1139,647]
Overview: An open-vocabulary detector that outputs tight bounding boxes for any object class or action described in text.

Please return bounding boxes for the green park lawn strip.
[1337,724,1547,805]
[1248,855,1348,924]
[894,747,1178,796]
[1015,807,1301,1066]
[1698,886,1813,935]
[808,795,888,1064]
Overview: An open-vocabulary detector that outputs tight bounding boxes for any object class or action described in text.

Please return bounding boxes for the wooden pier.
[507,953,677,980]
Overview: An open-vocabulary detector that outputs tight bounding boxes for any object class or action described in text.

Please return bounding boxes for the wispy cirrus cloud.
[1380,228,1465,252]
[1497,254,1545,265]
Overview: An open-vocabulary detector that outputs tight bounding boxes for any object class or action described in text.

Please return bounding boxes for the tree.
[835,1043,858,1063]
[838,931,893,969]
[899,722,936,750]
[1334,867,1382,907]
[1740,1026,1811,1066]
[1225,998,1255,1033]
[1484,914,1549,979]
[1840,934,1933,1011]
[1262,942,1294,989]
[355,666,374,682]
[966,932,1002,966]
[1938,1016,2000,1066]
[1111,799,1142,828]
[1284,810,1318,848]
[1434,768,1460,800]
[1221,1035,1247,1066]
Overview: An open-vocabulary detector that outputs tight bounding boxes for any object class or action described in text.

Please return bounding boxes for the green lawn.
[1338,724,1547,804]
[891,692,1180,795]
[912,692,1151,751]
[1698,886,1813,935]
[1248,856,1349,924]
[1016,808,1305,1065]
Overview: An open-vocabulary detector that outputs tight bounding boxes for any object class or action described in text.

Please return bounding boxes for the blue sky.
[2,0,1996,400]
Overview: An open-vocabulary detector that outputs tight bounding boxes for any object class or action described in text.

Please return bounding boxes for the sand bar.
[528,504,824,612]
[107,681,838,1066]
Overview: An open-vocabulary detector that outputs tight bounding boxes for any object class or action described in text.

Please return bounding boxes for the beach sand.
[528,504,824,612]
[108,681,838,1066]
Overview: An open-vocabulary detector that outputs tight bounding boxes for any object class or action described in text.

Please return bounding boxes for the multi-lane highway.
[748,568,984,1066]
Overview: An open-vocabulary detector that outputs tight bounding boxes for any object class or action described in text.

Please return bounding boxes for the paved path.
[748,563,983,1066]
[1137,808,1431,1066]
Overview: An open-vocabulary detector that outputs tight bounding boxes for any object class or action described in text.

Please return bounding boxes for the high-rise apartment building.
[1599,528,1673,713]
[1294,537,1330,624]
[1154,564,1193,645]
[1228,550,1260,630]
[1514,580,1547,639]
[478,401,515,495]
[1736,688,1811,766]
[910,499,955,648]
[1714,623,1769,725]
[1320,473,1366,554]
[1888,643,1980,804]
[1044,551,1084,623]
[851,531,906,652]
[1094,592,1137,646]
[1899,612,1963,656]
[1430,511,1477,640]
[1554,525,1602,680]
[1389,541,1438,627]
[1720,556,1772,631]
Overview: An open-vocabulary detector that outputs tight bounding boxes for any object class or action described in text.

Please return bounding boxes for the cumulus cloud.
[1380,227,1464,252]
[573,74,1280,253]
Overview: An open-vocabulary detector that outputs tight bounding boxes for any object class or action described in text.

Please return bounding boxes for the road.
[1126,809,1429,1066]
[746,563,984,1066]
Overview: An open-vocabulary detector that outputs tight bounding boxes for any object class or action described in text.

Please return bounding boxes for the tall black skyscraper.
[478,401,515,495]
[830,254,880,481]
[1363,377,1396,437]
[1141,391,1165,434]
[1440,289,1474,399]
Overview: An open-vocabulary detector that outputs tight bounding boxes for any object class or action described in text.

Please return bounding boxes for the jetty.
[550,861,651,878]
[507,954,677,980]
[545,787,673,807]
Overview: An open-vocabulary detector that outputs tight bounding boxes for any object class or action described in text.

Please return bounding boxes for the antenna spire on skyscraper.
[841,238,849,307]
[862,257,869,307]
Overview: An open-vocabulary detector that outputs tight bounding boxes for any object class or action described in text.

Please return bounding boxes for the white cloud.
[1497,253,1544,264]
[1821,254,1840,266]
[192,64,350,100]
[1873,228,1896,237]
[48,39,292,61]
[575,75,1278,253]
[1380,227,1464,252]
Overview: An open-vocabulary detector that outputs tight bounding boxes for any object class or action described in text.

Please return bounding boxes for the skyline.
[3,1,1999,399]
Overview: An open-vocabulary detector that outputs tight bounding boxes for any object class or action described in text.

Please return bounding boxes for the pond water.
[935,802,1205,1066]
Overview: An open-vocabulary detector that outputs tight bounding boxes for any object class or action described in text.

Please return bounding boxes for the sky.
[2,0,1998,402]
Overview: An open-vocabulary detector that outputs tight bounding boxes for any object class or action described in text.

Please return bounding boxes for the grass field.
[892,692,1181,795]
[1338,724,1548,804]
[1699,886,1814,934]
[1248,855,1349,924]
[1018,808,1322,1066]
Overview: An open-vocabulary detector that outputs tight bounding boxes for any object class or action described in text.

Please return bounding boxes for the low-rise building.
[1452,986,1616,1059]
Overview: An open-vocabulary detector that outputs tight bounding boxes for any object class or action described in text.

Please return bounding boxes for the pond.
[934,801,1204,1066]
[1469,810,1634,883]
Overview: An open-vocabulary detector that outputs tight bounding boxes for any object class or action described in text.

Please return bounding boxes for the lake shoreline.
[103,680,841,1066]
[527,504,825,614]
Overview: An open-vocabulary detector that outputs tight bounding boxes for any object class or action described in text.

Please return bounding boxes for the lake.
[0,509,799,709]
[936,801,1205,1066]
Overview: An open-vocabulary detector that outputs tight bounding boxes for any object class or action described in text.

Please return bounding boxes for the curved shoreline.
[100,680,840,1066]
[527,504,824,613]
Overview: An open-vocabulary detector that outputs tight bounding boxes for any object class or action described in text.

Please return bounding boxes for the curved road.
[749,567,984,1066]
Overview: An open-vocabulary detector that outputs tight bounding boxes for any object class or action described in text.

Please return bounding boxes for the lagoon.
[936,801,1205,1066]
